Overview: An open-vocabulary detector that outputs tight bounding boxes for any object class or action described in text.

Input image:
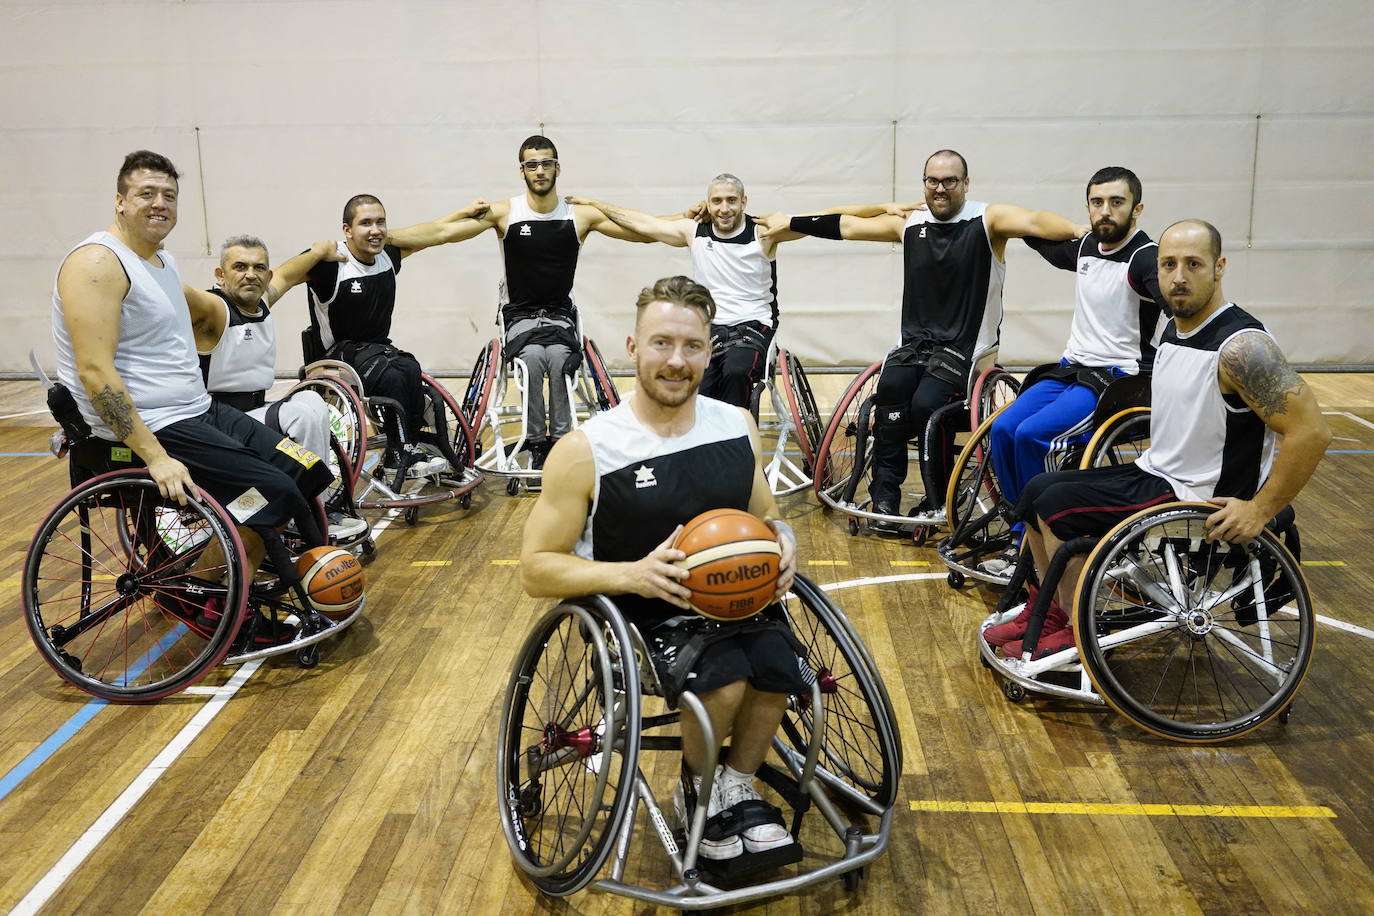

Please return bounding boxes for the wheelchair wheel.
[777,576,901,812]
[969,366,1020,429]
[1074,503,1315,742]
[813,362,882,507]
[462,339,500,431]
[497,598,641,896]
[581,336,620,412]
[293,375,367,488]
[23,472,249,701]
[940,406,1017,576]
[1080,406,1151,469]
[779,349,824,474]
[421,371,477,466]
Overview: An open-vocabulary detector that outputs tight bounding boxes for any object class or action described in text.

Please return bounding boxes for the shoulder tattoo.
[92,385,135,439]
[1220,332,1304,419]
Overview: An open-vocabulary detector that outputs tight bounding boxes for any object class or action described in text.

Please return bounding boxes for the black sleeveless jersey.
[305,242,403,349]
[574,396,755,622]
[500,196,580,322]
[898,201,1005,356]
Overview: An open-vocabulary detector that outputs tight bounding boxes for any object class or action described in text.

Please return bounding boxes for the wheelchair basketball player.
[520,275,804,862]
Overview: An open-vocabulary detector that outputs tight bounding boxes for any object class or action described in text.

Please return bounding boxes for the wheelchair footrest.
[679,836,806,883]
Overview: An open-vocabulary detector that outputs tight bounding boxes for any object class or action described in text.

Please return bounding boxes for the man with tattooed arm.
[984,219,1332,659]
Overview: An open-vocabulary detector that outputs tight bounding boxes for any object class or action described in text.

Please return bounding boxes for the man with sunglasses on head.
[394,136,671,475]
[758,150,1087,533]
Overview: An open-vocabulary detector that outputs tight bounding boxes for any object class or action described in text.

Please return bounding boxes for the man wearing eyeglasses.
[399,135,661,475]
[757,150,1087,534]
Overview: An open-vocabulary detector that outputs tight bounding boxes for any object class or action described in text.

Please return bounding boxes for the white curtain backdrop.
[5,0,1372,374]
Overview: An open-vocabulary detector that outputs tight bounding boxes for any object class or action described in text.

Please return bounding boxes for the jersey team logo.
[634,465,657,489]
[350,280,363,293]
[519,224,532,236]
[919,226,927,238]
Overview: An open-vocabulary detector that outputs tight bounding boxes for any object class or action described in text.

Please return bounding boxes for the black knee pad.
[873,402,917,441]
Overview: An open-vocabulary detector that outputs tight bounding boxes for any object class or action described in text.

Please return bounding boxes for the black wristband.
[789,213,843,240]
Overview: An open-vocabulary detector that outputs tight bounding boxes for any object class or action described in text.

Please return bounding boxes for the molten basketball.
[296,546,365,621]
[673,509,782,621]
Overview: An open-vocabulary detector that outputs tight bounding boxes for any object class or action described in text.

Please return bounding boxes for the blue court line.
[0,623,188,804]
[0,452,50,457]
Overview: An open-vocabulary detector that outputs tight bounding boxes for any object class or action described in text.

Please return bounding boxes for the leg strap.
[703,800,786,841]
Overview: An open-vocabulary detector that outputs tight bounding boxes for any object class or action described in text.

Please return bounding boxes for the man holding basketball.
[521,275,802,861]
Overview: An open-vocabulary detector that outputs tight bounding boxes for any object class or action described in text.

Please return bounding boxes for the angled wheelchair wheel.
[940,406,1017,580]
[1081,406,1151,469]
[23,472,249,701]
[497,598,641,896]
[462,339,501,435]
[581,336,620,412]
[813,362,882,507]
[969,366,1021,430]
[777,575,901,812]
[293,375,367,488]
[779,349,824,474]
[1074,503,1315,742]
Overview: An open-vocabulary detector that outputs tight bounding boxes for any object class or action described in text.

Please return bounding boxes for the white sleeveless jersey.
[688,219,777,327]
[201,291,276,394]
[1136,303,1277,501]
[53,231,210,437]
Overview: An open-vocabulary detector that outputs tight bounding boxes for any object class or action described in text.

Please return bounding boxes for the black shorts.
[154,402,332,530]
[643,611,813,706]
[1017,463,1176,540]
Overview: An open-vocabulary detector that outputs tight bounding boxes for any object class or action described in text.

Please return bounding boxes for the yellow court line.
[889,560,932,567]
[491,559,520,566]
[807,560,849,566]
[411,560,452,567]
[1302,561,1346,567]
[909,800,1336,819]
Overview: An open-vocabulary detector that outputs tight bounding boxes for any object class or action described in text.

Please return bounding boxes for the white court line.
[1329,410,1374,434]
[0,408,47,421]
[13,659,262,916]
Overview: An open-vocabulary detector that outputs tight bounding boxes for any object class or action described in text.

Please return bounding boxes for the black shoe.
[530,438,551,471]
[869,499,907,536]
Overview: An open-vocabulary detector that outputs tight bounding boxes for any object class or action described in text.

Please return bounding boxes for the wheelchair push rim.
[497,599,642,896]
[23,471,249,701]
[1073,502,1315,743]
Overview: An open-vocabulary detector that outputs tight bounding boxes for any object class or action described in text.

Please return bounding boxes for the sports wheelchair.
[939,371,1151,589]
[297,327,483,525]
[496,575,900,908]
[461,311,619,495]
[747,340,826,497]
[23,381,364,701]
[812,344,1016,544]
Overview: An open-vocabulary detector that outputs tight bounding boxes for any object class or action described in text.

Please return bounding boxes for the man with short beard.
[520,275,801,862]
[987,220,1331,660]
[758,150,1088,533]
[980,167,1166,576]
[395,135,661,473]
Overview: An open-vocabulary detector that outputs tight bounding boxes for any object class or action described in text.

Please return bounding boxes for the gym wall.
[5,0,1372,374]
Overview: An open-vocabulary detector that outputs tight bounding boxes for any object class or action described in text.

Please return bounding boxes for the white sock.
[721,763,753,787]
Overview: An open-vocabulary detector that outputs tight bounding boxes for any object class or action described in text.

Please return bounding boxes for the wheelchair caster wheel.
[947,570,965,588]
[404,506,420,526]
[847,517,859,536]
[459,492,472,509]
[506,478,521,497]
[297,645,319,668]
[361,538,376,557]
[1002,680,1026,703]
[842,866,864,891]
[911,525,931,547]
[1279,704,1293,723]
[979,652,991,668]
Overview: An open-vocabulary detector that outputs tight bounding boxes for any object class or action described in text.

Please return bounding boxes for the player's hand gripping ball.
[673,509,782,620]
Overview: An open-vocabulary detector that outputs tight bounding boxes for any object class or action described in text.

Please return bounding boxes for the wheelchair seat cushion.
[645,612,812,706]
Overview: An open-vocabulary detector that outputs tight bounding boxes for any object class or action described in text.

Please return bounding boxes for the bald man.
[984,219,1331,659]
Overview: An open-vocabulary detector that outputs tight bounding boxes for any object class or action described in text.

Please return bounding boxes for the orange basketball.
[673,509,782,621]
[296,546,365,621]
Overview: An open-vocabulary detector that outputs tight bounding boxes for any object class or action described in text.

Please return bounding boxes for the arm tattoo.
[91,385,135,439]
[1220,332,1305,420]
[600,204,635,228]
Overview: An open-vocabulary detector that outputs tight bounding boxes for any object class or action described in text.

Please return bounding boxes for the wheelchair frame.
[496,574,900,907]
[812,345,1013,542]
[748,340,826,497]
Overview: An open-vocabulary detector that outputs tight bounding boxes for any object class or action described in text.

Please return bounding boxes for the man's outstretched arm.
[387,199,499,257]
[565,196,695,247]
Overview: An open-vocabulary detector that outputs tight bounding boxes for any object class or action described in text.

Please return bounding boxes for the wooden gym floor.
[0,372,1372,915]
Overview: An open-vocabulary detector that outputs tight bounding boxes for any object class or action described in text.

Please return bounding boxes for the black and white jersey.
[305,241,403,350]
[1026,229,1164,374]
[499,195,580,323]
[899,201,1005,357]
[689,217,778,327]
[575,395,756,621]
[199,290,275,397]
[1136,303,1277,501]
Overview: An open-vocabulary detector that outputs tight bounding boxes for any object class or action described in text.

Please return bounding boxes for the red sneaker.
[982,586,1040,647]
[1002,615,1076,661]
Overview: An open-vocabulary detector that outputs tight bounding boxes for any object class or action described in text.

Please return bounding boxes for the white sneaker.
[401,445,449,479]
[672,771,742,860]
[908,505,947,526]
[327,513,368,542]
[716,770,794,853]
[977,553,1016,577]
